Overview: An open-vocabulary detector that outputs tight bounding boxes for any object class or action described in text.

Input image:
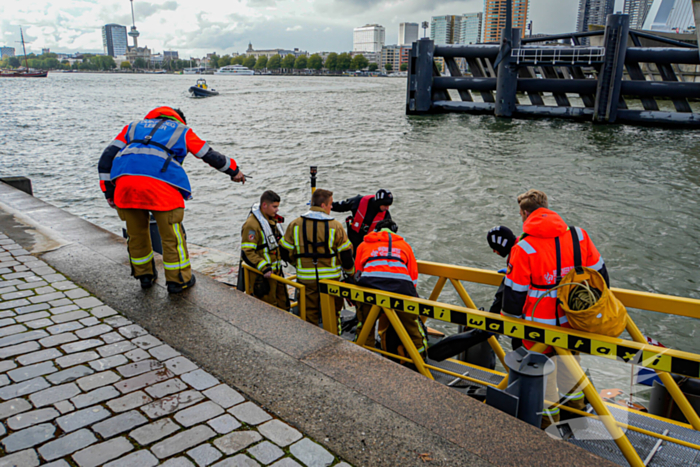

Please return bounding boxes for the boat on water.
[189,78,219,97]
[215,65,254,76]
[184,66,205,75]
[0,27,47,78]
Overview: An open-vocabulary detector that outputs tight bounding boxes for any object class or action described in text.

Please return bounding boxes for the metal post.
[406,38,435,114]
[593,14,630,123]
[504,347,555,427]
[693,1,700,63]
[494,29,521,117]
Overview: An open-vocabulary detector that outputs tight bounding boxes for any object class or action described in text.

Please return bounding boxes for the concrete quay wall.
[0,182,614,467]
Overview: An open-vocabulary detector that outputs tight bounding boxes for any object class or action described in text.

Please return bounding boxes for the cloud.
[286,25,302,32]
[323,27,331,32]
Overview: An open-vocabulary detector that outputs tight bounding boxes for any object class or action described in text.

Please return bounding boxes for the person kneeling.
[354,220,427,363]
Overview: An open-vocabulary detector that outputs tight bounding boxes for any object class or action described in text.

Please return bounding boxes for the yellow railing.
[318,260,700,467]
[241,263,307,321]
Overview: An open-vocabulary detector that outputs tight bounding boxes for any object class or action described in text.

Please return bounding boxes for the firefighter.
[501,189,609,428]
[331,189,393,251]
[354,219,427,362]
[98,106,245,293]
[239,190,289,310]
[280,189,354,330]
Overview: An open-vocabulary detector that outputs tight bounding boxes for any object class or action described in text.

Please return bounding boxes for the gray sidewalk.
[0,232,350,467]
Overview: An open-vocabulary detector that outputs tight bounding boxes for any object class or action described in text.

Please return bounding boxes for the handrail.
[241,263,306,321]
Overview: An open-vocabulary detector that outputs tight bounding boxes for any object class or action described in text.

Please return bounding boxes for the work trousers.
[355,303,427,359]
[258,277,290,311]
[542,352,585,429]
[117,208,192,285]
[300,280,343,334]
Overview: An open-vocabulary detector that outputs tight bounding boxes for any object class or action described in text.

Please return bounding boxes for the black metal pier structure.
[406,13,700,127]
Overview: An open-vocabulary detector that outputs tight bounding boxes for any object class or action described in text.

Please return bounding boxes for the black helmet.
[375,189,393,206]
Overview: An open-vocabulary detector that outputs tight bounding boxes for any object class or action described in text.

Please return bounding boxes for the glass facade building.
[102,24,128,57]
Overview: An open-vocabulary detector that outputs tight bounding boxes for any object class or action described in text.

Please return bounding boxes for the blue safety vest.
[110,118,192,199]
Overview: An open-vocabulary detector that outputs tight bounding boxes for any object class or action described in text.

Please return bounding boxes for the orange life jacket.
[350,195,386,233]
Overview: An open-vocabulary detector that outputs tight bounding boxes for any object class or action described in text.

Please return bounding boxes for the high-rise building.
[353,24,385,53]
[102,24,128,57]
[623,0,654,29]
[483,0,530,43]
[430,16,459,45]
[460,12,483,44]
[0,47,15,58]
[576,0,614,33]
[643,0,694,33]
[41,48,50,55]
[399,23,419,46]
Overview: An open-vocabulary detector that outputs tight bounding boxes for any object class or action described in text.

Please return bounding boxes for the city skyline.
[2,0,628,56]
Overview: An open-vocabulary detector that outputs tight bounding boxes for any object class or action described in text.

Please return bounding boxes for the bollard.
[0,177,33,196]
[486,346,554,427]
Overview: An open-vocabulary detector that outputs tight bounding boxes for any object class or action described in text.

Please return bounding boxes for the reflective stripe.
[127,122,137,141]
[589,256,605,271]
[110,139,126,149]
[115,147,183,168]
[280,238,294,250]
[99,173,112,181]
[337,240,352,252]
[171,223,188,271]
[194,142,210,158]
[542,407,560,415]
[217,157,232,172]
[562,391,585,401]
[518,239,536,255]
[362,270,415,283]
[504,277,529,292]
[257,260,269,271]
[293,226,301,255]
[329,228,336,252]
[164,260,190,270]
[525,314,569,326]
[241,242,257,249]
[528,289,557,299]
[296,271,342,280]
[130,251,154,265]
[575,227,585,241]
[365,260,409,270]
[165,124,187,150]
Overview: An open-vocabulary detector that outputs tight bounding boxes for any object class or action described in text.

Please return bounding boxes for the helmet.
[375,189,393,206]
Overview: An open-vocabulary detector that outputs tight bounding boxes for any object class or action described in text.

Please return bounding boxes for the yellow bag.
[557,266,627,337]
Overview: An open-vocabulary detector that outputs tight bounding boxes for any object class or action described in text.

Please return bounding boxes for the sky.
[2,0,627,57]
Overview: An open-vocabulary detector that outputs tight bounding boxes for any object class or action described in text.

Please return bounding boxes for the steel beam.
[594,14,630,123]
[434,44,500,60]
[495,28,521,117]
[625,48,700,65]
[406,38,435,114]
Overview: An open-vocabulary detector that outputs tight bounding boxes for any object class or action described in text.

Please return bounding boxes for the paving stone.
[43,459,71,467]
[7,407,59,430]
[140,390,204,419]
[49,299,73,309]
[0,448,40,467]
[0,398,32,419]
[2,423,55,452]
[46,365,94,385]
[132,334,161,350]
[98,341,136,358]
[145,378,187,399]
[113,368,174,394]
[0,360,16,373]
[0,287,16,295]
[29,292,65,304]
[29,382,80,408]
[174,401,224,427]
[38,428,97,461]
[269,459,302,467]
[26,318,54,329]
[118,324,147,339]
[188,443,223,466]
[125,348,151,362]
[56,350,99,368]
[208,412,242,434]
[16,281,48,291]
[0,374,8,386]
[1,272,33,280]
[213,430,262,455]
[34,286,55,295]
[0,310,15,318]
[0,317,15,326]
[181,369,219,391]
[107,391,152,412]
[15,311,50,323]
[34,268,55,276]
[249,441,284,465]
[0,280,22,288]
[77,370,121,391]
[61,339,103,354]
[40,332,78,348]
[162,458,195,467]
[0,298,30,310]
[258,420,302,447]
[51,310,89,324]
[228,402,272,426]
[72,436,133,467]
[117,359,164,378]
[104,450,158,467]
[75,324,112,339]
[56,405,110,432]
[164,356,198,375]
[203,384,245,409]
[17,349,61,366]
[50,305,80,315]
[54,400,75,414]
[91,305,118,318]
[7,361,57,382]
[65,288,89,299]
[0,330,47,348]
[47,321,83,335]
[104,316,131,327]
[129,417,180,445]
[42,274,66,283]
[213,454,261,467]
[0,323,27,338]
[92,410,148,438]
[80,317,99,327]
[70,385,120,409]
[151,424,215,459]
[0,377,51,401]
[51,281,78,291]
[2,290,35,300]
[89,354,129,371]
[288,439,335,467]
[101,332,124,344]
[0,341,41,359]
[73,297,103,309]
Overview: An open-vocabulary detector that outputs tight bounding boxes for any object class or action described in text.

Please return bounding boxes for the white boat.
[184,66,205,75]
[214,65,254,76]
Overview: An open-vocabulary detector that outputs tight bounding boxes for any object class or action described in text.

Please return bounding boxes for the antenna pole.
[20,27,29,71]
[131,0,136,28]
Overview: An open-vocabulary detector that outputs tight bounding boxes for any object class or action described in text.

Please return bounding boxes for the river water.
[2,73,699,393]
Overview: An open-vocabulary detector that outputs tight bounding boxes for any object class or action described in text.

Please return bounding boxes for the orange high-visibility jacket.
[356,230,419,297]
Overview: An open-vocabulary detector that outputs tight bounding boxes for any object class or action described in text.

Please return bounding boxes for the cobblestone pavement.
[0,232,352,467]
